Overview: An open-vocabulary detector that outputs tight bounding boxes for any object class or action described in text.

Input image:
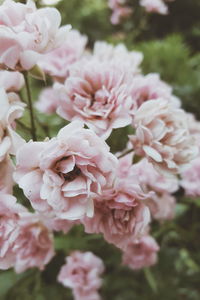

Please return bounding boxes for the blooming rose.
[108,0,132,24]
[122,234,159,270]
[93,41,143,74]
[39,29,87,82]
[0,71,24,92]
[0,193,26,270]
[130,73,180,109]
[35,87,59,114]
[14,121,118,220]
[186,113,200,147]
[58,251,104,300]
[56,59,133,139]
[82,154,151,250]
[0,88,25,162]
[130,98,198,174]
[0,156,14,193]
[180,156,200,197]
[131,157,178,220]
[13,213,55,273]
[0,0,71,70]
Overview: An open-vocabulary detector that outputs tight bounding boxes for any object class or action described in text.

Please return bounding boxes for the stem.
[117,148,134,159]
[24,72,37,141]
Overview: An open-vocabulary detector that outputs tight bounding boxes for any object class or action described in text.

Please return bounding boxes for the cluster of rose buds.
[108,0,176,25]
[0,1,198,299]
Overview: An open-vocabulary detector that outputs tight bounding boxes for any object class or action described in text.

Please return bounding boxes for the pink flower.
[130,158,178,220]
[130,98,198,175]
[82,154,151,250]
[0,88,25,162]
[0,0,71,70]
[14,121,118,220]
[108,0,133,24]
[13,213,55,273]
[140,0,168,15]
[0,71,24,92]
[93,41,143,74]
[187,113,200,147]
[122,234,159,270]
[0,156,14,193]
[35,87,59,114]
[58,251,104,300]
[130,73,179,109]
[180,156,200,197]
[56,59,133,139]
[39,30,87,82]
[0,193,26,270]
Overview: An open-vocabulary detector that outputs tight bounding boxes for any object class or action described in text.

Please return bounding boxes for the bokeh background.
[1,0,200,299]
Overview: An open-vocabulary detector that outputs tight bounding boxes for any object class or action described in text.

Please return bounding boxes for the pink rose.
[82,153,151,250]
[122,234,159,270]
[0,88,25,162]
[180,156,200,197]
[14,121,118,220]
[130,98,198,175]
[13,213,55,273]
[130,73,179,109]
[58,251,104,300]
[0,0,71,70]
[187,113,200,147]
[0,71,24,92]
[0,193,26,270]
[39,29,87,82]
[130,158,178,220]
[56,59,133,139]
[93,41,143,74]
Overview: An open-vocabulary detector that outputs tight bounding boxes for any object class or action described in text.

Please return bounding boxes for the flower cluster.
[0,0,198,299]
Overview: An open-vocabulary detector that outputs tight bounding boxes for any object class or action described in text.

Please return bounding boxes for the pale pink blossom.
[14,121,118,221]
[39,30,87,82]
[0,88,25,162]
[93,41,143,74]
[140,0,168,15]
[122,234,159,270]
[58,251,104,300]
[108,0,132,24]
[130,73,180,109]
[0,0,71,70]
[13,213,55,273]
[35,87,59,114]
[180,156,200,197]
[82,154,151,250]
[186,113,200,147]
[0,156,14,193]
[0,193,26,270]
[0,71,24,92]
[120,154,178,220]
[56,59,133,139]
[130,98,198,175]
[40,211,76,233]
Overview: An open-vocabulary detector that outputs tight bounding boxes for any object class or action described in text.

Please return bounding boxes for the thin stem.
[24,72,37,141]
[117,148,134,159]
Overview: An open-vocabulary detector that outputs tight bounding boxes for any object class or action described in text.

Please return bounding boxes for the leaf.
[144,268,158,293]
[29,65,46,82]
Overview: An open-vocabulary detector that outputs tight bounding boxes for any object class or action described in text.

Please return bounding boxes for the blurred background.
[1,0,200,299]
